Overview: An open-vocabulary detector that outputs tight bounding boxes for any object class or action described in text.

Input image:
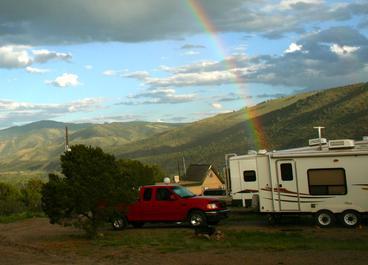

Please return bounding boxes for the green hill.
[0,121,184,172]
[0,82,367,178]
[114,83,368,174]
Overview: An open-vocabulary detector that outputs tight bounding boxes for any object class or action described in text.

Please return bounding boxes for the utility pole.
[65,126,71,152]
[182,155,186,178]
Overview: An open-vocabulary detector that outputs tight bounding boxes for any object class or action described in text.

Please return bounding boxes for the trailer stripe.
[262,197,324,203]
[279,194,333,199]
[235,189,259,194]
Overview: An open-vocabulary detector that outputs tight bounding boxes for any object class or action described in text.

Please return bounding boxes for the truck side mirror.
[169,194,177,201]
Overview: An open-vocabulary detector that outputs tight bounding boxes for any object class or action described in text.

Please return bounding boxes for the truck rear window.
[143,188,152,201]
[156,188,171,201]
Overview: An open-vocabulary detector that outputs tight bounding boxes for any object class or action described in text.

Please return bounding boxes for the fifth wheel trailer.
[225,137,368,227]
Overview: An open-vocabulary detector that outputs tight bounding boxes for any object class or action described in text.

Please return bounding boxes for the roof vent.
[258,149,267,154]
[328,139,355,149]
[309,138,327,146]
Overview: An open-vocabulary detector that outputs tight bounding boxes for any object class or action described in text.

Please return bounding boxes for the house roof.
[180,164,224,184]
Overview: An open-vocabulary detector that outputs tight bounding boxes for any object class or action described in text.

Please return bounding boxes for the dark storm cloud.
[0,0,367,45]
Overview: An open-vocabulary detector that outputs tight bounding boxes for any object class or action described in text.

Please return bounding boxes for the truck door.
[276,160,300,211]
[151,187,183,221]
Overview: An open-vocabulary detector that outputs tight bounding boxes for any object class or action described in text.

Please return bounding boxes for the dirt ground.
[1,218,368,265]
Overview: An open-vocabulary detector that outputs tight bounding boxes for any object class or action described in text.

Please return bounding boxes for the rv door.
[276,160,300,211]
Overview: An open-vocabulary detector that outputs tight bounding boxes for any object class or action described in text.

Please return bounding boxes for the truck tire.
[340,210,361,228]
[315,210,335,228]
[111,215,127,230]
[188,210,207,227]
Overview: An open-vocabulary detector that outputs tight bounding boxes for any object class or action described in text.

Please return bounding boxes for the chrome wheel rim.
[318,213,331,226]
[190,214,203,226]
[113,219,123,228]
[344,213,358,226]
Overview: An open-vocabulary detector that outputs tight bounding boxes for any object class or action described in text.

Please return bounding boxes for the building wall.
[184,170,224,195]
[202,170,224,193]
[186,185,203,195]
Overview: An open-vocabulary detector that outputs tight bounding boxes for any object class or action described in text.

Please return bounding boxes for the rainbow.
[186,0,265,149]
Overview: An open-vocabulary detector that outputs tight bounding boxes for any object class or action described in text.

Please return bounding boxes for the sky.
[0,0,367,129]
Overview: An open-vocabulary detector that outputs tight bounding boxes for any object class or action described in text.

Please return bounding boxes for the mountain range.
[0,82,367,176]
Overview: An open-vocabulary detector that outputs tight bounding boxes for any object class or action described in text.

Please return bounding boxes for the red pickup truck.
[111,184,229,229]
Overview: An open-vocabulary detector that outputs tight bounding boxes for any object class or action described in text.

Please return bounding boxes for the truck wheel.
[315,210,335,228]
[340,210,361,228]
[188,210,207,227]
[111,215,127,230]
[131,222,144,228]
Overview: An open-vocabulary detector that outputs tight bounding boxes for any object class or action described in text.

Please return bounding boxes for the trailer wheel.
[340,210,361,228]
[315,210,335,227]
[188,210,207,227]
[111,215,127,230]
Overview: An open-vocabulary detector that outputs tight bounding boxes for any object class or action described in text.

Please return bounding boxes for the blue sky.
[0,0,367,128]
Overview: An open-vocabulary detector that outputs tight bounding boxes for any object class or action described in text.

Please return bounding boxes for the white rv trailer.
[226,137,368,227]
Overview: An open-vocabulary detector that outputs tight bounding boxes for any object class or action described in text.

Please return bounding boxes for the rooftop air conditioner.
[309,138,327,146]
[328,139,355,149]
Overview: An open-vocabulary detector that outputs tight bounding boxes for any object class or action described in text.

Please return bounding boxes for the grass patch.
[0,211,44,223]
[92,227,368,253]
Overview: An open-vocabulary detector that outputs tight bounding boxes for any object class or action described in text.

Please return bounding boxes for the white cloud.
[0,46,71,69]
[181,44,206,49]
[330,44,360,56]
[123,71,150,80]
[74,114,143,124]
[84,65,93,70]
[102,69,128,76]
[45,73,80,87]
[25,66,50,74]
[32,49,71,63]
[118,88,196,105]
[279,0,323,9]
[285,43,303,53]
[183,50,200,56]
[0,45,32,69]
[145,70,238,88]
[211,102,223,109]
[0,98,104,128]
[102,69,117,76]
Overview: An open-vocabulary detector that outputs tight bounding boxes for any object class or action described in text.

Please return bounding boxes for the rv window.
[143,188,152,201]
[280,163,293,181]
[308,168,347,195]
[243,170,256,182]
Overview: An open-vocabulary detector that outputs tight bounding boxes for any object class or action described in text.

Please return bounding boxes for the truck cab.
[112,184,229,229]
